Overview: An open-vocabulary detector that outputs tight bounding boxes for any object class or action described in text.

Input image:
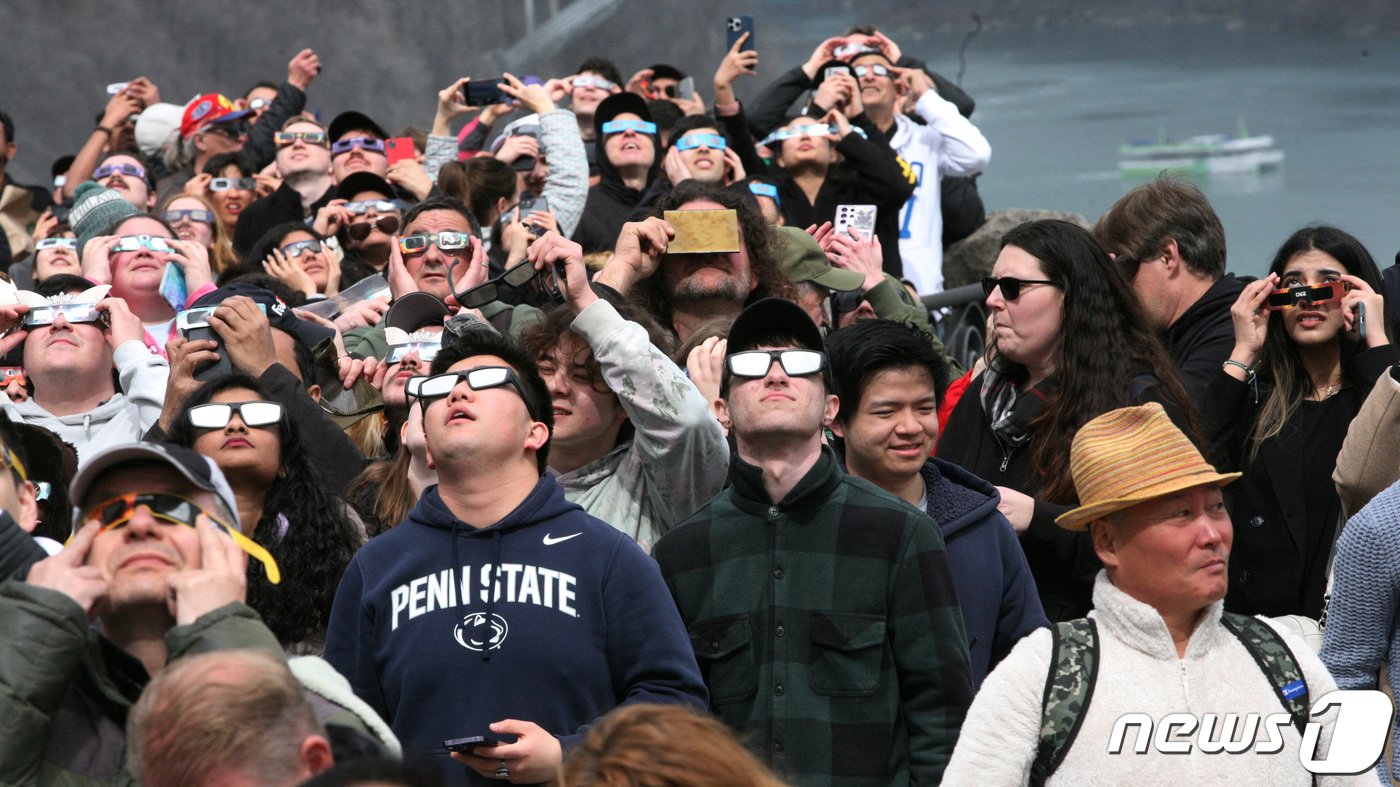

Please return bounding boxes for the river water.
[911,23,1400,278]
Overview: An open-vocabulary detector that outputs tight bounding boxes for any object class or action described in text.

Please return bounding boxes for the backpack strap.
[1031,618,1099,787]
[1220,612,1310,736]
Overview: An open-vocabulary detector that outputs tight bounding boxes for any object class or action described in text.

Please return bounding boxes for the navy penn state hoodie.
[324,474,707,784]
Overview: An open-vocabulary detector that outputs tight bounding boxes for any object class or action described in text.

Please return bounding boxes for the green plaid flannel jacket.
[654,448,974,786]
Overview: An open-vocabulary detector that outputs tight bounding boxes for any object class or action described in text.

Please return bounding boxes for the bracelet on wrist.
[1222,359,1259,381]
[94,126,113,138]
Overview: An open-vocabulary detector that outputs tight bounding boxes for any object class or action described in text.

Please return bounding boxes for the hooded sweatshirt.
[323,475,707,785]
[571,117,660,254]
[922,458,1049,687]
[4,340,168,468]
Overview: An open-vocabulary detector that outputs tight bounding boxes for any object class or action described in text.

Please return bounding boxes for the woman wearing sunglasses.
[158,192,238,276]
[167,374,364,653]
[936,219,1193,621]
[1207,225,1394,620]
[241,223,340,301]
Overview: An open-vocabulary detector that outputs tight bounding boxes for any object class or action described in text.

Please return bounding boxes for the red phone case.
[386,137,416,166]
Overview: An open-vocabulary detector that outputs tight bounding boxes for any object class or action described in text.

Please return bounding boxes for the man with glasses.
[4,281,170,468]
[518,232,728,552]
[329,111,392,183]
[654,297,974,786]
[234,117,335,256]
[324,329,706,785]
[0,441,283,784]
[573,93,659,254]
[175,93,252,191]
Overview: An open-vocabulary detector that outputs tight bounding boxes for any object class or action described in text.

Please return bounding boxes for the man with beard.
[593,180,791,344]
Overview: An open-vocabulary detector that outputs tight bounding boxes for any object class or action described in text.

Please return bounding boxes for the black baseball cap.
[594,93,653,135]
[726,297,824,355]
[335,172,395,202]
[386,292,450,333]
[328,111,389,143]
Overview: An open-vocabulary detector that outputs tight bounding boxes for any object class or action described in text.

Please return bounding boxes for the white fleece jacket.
[943,572,1373,786]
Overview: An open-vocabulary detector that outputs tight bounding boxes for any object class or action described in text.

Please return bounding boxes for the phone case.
[725,16,755,52]
[834,205,877,239]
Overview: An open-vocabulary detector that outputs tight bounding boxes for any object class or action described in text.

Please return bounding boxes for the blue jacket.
[922,458,1049,687]
[323,475,708,785]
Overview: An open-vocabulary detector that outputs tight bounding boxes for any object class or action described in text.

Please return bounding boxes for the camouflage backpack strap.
[1220,612,1310,736]
[1031,618,1099,787]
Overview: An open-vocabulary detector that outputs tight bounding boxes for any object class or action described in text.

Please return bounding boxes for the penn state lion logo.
[454,612,509,651]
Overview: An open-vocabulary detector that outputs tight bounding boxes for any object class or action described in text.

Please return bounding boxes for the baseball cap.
[191,282,335,351]
[69,442,281,584]
[328,111,390,143]
[386,292,450,333]
[489,114,542,172]
[594,93,653,134]
[180,94,252,140]
[726,297,824,355]
[775,226,864,292]
[334,172,396,202]
[135,102,183,157]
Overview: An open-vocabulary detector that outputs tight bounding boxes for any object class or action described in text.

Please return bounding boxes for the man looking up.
[593,179,791,344]
[654,298,973,785]
[521,231,729,551]
[324,330,706,785]
[1092,175,1241,405]
[234,117,335,256]
[827,318,1047,686]
[0,441,283,784]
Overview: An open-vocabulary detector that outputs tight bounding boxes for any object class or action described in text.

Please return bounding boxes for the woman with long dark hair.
[168,373,364,652]
[1210,224,1395,619]
[937,219,1194,620]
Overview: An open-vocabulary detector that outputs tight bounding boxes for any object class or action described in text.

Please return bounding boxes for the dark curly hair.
[642,180,791,333]
[167,373,361,649]
[989,219,1194,503]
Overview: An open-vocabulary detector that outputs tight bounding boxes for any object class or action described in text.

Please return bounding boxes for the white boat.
[1119,125,1284,176]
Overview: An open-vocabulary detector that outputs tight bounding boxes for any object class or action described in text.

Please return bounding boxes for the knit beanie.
[70,181,140,259]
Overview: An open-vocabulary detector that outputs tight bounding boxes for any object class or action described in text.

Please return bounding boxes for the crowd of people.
[0,19,1397,787]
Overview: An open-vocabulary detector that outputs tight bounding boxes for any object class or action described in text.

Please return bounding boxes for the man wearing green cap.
[944,403,1367,785]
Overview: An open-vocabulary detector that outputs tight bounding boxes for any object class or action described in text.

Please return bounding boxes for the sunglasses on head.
[279,239,322,258]
[187,400,284,429]
[386,339,443,365]
[345,199,401,215]
[331,137,386,156]
[82,491,281,584]
[164,209,216,225]
[853,63,892,79]
[727,349,826,378]
[982,275,1058,301]
[95,163,146,180]
[398,231,472,256]
[407,366,534,415]
[274,130,328,147]
[209,177,255,192]
[601,119,657,136]
[347,216,401,241]
[36,237,78,251]
[112,234,174,253]
[1266,281,1348,311]
[674,133,727,152]
[24,302,106,328]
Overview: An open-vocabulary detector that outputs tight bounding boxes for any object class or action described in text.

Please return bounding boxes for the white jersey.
[888,90,992,294]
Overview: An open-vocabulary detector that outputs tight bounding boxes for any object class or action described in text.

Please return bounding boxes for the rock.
[942,209,1092,289]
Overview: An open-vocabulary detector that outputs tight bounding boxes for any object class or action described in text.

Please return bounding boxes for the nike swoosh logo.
[543,532,582,546]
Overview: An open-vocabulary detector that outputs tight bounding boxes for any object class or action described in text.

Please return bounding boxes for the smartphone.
[834,204,877,239]
[725,15,755,53]
[179,304,268,381]
[443,734,518,753]
[676,76,695,101]
[519,195,550,239]
[824,66,853,82]
[386,137,416,166]
[106,82,129,95]
[464,79,510,106]
[1357,302,1368,343]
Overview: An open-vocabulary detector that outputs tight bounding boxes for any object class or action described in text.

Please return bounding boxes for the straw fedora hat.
[1055,402,1240,531]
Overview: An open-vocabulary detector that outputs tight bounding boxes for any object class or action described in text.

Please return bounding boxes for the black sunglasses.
[982,276,1058,301]
[347,215,401,241]
[452,261,543,309]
